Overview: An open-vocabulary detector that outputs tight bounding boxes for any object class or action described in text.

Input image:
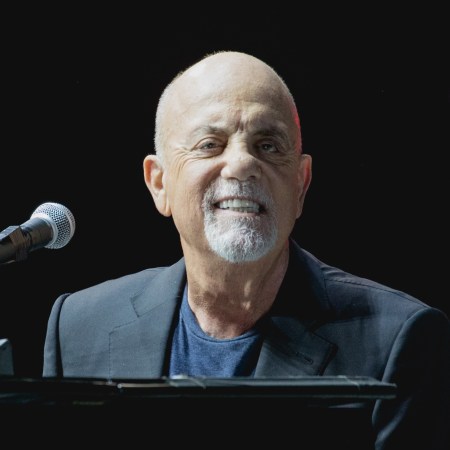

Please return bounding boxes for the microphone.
[0,202,76,264]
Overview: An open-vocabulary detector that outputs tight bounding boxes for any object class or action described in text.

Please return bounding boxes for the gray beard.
[202,180,278,263]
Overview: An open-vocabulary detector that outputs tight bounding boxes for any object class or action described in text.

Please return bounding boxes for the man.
[43,51,450,449]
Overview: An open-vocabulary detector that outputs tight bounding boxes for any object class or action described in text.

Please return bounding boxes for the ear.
[296,154,312,218]
[143,155,172,217]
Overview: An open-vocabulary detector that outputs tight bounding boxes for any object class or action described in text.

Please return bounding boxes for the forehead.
[168,80,296,135]
[182,100,292,138]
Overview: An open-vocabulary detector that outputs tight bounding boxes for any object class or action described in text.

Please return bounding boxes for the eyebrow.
[253,127,288,141]
[190,125,289,141]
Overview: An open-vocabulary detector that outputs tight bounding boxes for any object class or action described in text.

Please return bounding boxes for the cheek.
[274,180,303,222]
[166,171,207,222]
[169,182,210,246]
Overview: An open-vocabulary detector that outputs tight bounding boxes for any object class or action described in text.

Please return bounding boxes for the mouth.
[215,198,263,214]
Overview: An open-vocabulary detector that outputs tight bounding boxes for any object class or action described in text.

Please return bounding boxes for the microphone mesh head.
[31,202,76,249]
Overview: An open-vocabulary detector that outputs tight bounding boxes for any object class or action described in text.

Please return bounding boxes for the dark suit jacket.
[43,239,450,449]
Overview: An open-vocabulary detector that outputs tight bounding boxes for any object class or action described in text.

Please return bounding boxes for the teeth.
[217,199,260,213]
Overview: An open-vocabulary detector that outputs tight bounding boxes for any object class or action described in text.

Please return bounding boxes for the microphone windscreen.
[31,202,76,249]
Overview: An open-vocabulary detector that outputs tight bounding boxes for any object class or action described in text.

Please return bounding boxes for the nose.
[220,143,262,181]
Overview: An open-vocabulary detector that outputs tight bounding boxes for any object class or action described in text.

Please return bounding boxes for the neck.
[183,241,290,339]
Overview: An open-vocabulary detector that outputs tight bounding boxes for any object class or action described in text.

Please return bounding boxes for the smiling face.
[144,52,311,264]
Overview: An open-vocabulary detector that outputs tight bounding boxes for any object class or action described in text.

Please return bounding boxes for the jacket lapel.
[109,259,186,379]
[255,316,336,376]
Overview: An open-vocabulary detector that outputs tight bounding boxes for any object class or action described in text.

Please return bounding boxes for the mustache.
[202,180,273,210]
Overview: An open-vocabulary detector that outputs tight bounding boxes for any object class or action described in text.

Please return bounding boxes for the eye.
[258,141,279,153]
[195,138,225,156]
[199,141,220,150]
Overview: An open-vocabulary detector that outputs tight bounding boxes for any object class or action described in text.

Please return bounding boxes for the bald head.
[154,51,301,162]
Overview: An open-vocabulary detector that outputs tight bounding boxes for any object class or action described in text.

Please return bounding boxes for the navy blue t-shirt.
[169,286,265,377]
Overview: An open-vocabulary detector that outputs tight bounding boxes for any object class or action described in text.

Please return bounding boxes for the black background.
[1,12,449,377]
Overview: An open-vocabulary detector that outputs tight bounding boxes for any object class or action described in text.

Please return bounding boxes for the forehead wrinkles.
[186,102,292,139]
